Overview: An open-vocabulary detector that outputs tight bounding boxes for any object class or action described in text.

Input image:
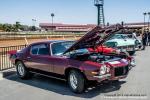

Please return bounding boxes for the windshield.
[69,49,89,55]
[111,34,129,39]
[51,41,75,56]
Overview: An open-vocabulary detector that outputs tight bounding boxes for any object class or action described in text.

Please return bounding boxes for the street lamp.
[51,13,55,33]
[148,12,150,31]
[32,19,36,31]
[32,19,36,26]
[143,12,147,32]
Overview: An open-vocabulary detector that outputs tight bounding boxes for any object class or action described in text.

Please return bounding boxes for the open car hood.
[64,24,123,54]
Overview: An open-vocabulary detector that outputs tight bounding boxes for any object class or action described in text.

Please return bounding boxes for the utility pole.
[148,12,150,31]
[143,12,147,32]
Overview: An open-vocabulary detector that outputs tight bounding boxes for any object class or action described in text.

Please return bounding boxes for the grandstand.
[40,22,149,32]
[39,23,96,32]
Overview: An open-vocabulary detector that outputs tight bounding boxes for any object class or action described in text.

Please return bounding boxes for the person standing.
[148,31,150,46]
[132,31,137,38]
[146,31,149,46]
[142,32,147,50]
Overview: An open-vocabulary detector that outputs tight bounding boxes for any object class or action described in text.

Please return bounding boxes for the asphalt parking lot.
[0,47,150,100]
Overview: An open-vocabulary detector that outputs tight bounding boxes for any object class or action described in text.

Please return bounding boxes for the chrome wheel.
[17,63,25,76]
[16,61,32,79]
[68,70,85,93]
[69,73,78,90]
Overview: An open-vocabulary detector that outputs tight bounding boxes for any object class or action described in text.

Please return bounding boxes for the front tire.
[128,51,135,55]
[112,80,119,83]
[16,61,32,79]
[68,70,85,93]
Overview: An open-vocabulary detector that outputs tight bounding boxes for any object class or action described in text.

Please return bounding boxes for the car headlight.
[116,49,121,54]
[100,64,110,75]
[114,42,118,47]
[131,58,136,67]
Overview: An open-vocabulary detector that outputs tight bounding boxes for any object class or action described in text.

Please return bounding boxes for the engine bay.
[69,52,124,63]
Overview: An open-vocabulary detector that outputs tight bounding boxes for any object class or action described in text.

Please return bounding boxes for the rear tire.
[16,61,32,79]
[68,70,85,94]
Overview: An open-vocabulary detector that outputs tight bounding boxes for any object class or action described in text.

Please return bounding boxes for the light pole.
[32,19,36,26]
[148,12,150,31]
[143,12,147,32]
[32,19,36,31]
[51,13,55,34]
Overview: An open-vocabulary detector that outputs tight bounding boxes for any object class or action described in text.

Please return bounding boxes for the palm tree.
[14,21,21,31]
[0,24,3,30]
[2,24,13,32]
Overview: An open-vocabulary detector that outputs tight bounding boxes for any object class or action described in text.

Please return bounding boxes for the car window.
[51,41,74,56]
[31,44,49,55]
[69,49,89,55]
[122,35,129,39]
[31,45,39,55]
[113,35,122,39]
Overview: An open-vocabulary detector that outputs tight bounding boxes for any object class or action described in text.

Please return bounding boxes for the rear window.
[31,44,49,55]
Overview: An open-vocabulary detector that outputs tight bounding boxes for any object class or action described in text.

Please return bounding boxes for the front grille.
[119,45,134,49]
[114,66,129,77]
[118,45,135,52]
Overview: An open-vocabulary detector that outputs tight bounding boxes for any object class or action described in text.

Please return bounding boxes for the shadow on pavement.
[5,73,126,98]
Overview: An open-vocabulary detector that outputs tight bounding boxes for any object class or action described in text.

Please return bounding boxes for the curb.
[0,68,16,80]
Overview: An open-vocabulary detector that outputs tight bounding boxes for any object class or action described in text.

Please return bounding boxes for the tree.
[14,21,21,32]
[0,22,38,32]
[20,25,30,31]
[31,26,36,31]
[0,24,3,30]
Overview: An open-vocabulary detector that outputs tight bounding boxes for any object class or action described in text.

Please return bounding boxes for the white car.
[126,34,143,50]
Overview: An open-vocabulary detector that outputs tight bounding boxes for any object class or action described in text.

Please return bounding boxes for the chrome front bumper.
[94,74,111,79]
[118,45,135,52]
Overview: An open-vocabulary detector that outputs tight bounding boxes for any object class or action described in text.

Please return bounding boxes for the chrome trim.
[50,41,74,56]
[94,74,111,79]
[113,75,127,79]
[29,71,66,81]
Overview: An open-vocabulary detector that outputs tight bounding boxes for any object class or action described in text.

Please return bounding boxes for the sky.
[0,0,150,26]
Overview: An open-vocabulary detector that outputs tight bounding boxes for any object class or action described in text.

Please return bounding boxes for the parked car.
[125,34,143,50]
[104,34,136,55]
[9,25,134,93]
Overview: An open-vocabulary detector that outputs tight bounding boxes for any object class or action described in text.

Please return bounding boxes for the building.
[39,23,96,33]
[39,22,150,33]
[124,22,150,29]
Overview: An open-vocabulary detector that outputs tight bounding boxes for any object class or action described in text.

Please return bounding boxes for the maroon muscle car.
[10,25,134,93]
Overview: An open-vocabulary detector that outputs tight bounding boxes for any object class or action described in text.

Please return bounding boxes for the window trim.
[30,43,50,56]
[50,41,74,56]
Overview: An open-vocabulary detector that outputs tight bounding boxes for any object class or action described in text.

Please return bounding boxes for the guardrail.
[0,31,85,35]
[0,34,84,40]
[0,45,26,71]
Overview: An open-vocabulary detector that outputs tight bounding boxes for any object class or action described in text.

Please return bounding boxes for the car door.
[50,42,70,75]
[25,43,53,72]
